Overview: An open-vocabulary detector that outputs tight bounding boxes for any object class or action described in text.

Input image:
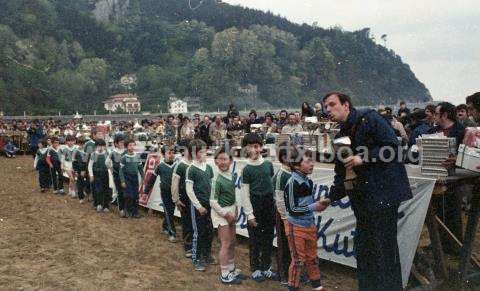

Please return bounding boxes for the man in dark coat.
[318,92,412,291]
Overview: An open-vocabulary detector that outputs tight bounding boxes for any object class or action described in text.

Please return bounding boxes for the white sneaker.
[251,270,265,283]
[79,199,84,204]
[168,235,177,243]
[103,208,110,213]
[96,205,103,213]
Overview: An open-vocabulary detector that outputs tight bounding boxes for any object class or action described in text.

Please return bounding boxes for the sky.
[222,0,480,105]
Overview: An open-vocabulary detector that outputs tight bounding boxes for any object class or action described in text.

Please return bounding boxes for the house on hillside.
[103,93,141,113]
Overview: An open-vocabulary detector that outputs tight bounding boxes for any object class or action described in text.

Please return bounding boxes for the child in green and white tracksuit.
[210,147,245,284]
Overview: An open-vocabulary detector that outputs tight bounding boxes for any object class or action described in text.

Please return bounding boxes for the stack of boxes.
[417,134,457,177]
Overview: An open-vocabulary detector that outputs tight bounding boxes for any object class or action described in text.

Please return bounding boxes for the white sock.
[228,259,235,271]
[221,265,230,277]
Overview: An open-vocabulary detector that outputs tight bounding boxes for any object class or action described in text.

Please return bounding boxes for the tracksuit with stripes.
[144,159,177,237]
[284,171,322,290]
[172,159,193,253]
[273,165,292,283]
[185,161,214,264]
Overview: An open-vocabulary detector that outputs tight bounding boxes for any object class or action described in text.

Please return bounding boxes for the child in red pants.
[284,146,327,291]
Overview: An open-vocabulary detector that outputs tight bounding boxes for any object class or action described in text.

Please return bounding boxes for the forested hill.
[0,0,431,115]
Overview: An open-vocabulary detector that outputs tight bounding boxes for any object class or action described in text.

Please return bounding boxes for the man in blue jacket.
[319,92,412,291]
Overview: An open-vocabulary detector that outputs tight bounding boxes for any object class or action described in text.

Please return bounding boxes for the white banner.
[140,154,435,287]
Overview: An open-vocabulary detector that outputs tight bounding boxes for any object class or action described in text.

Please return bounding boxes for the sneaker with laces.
[194,260,206,272]
[58,189,65,195]
[262,268,279,281]
[220,272,242,285]
[168,235,177,243]
[251,270,265,283]
[96,205,103,213]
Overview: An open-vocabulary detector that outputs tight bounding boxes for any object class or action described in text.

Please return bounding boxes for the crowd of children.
[31,130,326,290]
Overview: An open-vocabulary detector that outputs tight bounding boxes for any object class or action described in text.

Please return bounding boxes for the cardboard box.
[456,144,480,173]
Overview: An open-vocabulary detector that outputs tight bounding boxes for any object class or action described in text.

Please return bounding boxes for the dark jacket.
[427,122,465,150]
[328,108,413,213]
[408,121,432,148]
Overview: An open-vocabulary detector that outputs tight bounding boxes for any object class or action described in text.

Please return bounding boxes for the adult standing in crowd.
[281,113,303,134]
[428,102,465,254]
[301,102,315,118]
[320,92,412,291]
[456,104,477,127]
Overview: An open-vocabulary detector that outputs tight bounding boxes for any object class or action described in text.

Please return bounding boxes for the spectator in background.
[382,107,408,145]
[314,103,327,119]
[281,113,303,134]
[407,109,432,164]
[397,100,410,117]
[466,92,480,123]
[27,122,45,158]
[457,104,477,127]
[227,104,239,119]
[4,139,19,158]
[425,104,436,126]
[209,115,227,146]
[408,110,432,148]
[276,110,289,131]
[301,102,315,118]
[245,110,261,133]
[197,115,212,146]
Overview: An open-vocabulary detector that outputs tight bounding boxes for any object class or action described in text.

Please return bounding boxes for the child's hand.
[198,207,208,216]
[316,198,331,212]
[225,213,236,225]
[247,218,258,227]
[121,182,127,189]
[176,201,185,209]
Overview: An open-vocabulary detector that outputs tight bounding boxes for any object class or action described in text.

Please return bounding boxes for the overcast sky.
[223,0,480,105]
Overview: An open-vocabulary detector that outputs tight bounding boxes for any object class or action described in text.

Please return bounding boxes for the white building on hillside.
[103,93,141,113]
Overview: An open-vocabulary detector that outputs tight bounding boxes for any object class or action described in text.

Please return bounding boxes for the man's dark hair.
[466,92,480,111]
[425,104,436,114]
[323,91,353,109]
[437,102,457,122]
[188,139,207,157]
[288,145,313,171]
[456,104,468,112]
[242,133,263,147]
[214,145,233,160]
[400,100,406,105]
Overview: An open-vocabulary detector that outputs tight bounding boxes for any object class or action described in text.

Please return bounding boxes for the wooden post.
[425,205,449,279]
[458,190,480,282]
